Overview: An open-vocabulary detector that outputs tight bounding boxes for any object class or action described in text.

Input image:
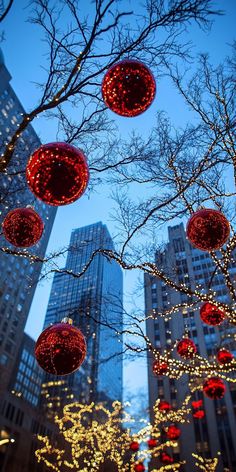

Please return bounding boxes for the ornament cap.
[61,317,73,325]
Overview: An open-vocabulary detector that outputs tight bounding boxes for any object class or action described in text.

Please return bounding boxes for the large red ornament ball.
[159,400,171,412]
[177,338,197,359]
[203,377,226,400]
[134,464,145,472]
[102,60,156,117]
[200,302,225,326]
[166,424,181,440]
[26,142,89,206]
[130,441,140,452]
[186,209,230,251]
[147,438,158,448]
[2,207,44,247]
[193,410,205,419]
[35,320,86,375]
[160,452,174,465]
[153,360,168,376]
[217,348,234,365]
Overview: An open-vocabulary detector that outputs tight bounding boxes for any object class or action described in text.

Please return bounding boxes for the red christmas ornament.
[134,464,145,472]
[35,318,86,375]
[200,302,225,326]
[193,410,205,419]
[102,60,156,117]
[153,360,168,376]
[130,441,140,452]
[216,348,234,365]
[160,452,174,464]
[159,400,171,411]
[203,377,226,400]
[192,399,203,409]
[26,142,89,206]
[176,338,197,359]
[2,207,44,247]
[186,208,230,251]
[166,424,181,440]
[147,438,158,448]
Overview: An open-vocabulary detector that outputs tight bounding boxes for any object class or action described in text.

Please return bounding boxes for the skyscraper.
[0,50,57,395]
[41,222,123,413]
[145,223,236,471]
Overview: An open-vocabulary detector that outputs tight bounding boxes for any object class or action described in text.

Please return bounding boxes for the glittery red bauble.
[2,207,44,247]
[160,452,173,464]
[177,338,197,359]
[102,60,156,117]
[147,438,158,448]
[166,425,181,440]
[193,410,205,419]
[130,441,140,452]
[192,400,203,409]
[217,348,234,365]
[153,360,168,376]
[134,464,145,472]
[203,377,226,400]
[35,322,86,375]
[200,302,225,326]
[186,209,230,251]
[26,142,89,206]
[159,400,171,411]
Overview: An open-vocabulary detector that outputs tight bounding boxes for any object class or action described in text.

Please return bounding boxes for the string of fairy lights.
[35,398,220,472]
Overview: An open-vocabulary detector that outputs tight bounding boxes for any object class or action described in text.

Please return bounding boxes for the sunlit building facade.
[145,223,236,471]
[41,222,123,413]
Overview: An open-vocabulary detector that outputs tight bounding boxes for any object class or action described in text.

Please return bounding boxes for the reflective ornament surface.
[166,424,181,440]
[203,377,226,400]
[102,60,156,117]
[35,321,86,375]
[216,348,234,365]
[26,142,89,206]
[186,209,230,251]
[2,207,44,247]
[200,302,225,326]
[177,338,197,359]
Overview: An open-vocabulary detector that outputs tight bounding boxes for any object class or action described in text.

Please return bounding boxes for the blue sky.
[1,0,236,397]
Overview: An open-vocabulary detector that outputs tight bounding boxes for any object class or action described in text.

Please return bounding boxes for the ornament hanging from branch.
[35,318,86,375]
[26,142,89,206]
[202,377,226,400]
[200,302,225,326]
[2,207,44,247]
[177,338,197,359]
[102,60,156,117]
[186,208,230,251]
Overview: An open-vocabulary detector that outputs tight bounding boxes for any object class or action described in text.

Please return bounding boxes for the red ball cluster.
[203,377,226,400]
[153,360,168,376]
[102,60,156,117]
[200,302,225,326]
[176,338,197,359]
[186,208,230,251]
[217,348,234,365]
[147,438,158,448]
[2,207,44,247]
[193,410,205,419]
[166,424,181,440]
[160,452,173,464]
[134,463,145,472]
[130,441,139,452]
[26,142,89,206]
[35,321,86,375]
[159,400,171,411]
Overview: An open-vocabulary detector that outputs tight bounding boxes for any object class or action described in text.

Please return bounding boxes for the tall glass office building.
[41,222,123,412]
[0,48,57,396]
[145,223,236,471]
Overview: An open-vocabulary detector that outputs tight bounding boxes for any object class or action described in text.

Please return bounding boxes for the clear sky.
[1,0,236,399]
